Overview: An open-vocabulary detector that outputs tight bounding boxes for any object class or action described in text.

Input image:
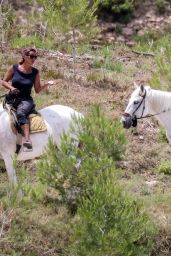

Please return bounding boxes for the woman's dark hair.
[19,47,38,65]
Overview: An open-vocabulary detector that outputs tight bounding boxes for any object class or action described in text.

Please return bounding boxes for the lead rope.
[137,109,171,119]
[137,99,171,120]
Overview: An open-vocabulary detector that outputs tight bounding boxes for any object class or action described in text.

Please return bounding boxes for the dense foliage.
[38,105,157,255]
[38,105,126,212]
[70,171,157,256]
[98,0,140,22]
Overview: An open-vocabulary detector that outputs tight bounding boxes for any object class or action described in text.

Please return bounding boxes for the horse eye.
[133,100,139,104]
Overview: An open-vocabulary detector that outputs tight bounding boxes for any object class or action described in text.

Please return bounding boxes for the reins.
[137,109,171,119]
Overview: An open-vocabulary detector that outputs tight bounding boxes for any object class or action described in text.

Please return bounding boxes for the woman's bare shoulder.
[7,65,15,73]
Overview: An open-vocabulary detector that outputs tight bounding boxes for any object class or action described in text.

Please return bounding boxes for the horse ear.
[140,83,145,96]
[140,84,144,91]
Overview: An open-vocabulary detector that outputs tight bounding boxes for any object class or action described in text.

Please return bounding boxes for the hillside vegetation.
[0,0,171,255]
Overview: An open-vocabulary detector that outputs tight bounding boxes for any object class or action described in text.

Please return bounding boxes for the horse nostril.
[123,113,130,117]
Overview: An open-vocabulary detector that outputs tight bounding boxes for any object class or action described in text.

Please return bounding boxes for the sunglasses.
[29,54,37,59]
[25,53,38,59]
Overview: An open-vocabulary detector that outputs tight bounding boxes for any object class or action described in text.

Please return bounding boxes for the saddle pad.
[4,104,47,134]
[29,114,47,133]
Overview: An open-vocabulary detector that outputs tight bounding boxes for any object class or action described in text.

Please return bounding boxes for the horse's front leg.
[1,153,17,184]
[164,128,171,144]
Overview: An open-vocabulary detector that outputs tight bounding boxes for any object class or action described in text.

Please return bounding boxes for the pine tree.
[37,0,100,78]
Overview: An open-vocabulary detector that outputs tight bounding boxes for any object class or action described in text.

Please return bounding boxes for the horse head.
[121,83,151,129]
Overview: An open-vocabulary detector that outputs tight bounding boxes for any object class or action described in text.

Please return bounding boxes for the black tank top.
[12,64,38,99]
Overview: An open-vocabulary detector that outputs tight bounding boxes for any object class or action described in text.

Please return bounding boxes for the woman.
[2,47,54,150]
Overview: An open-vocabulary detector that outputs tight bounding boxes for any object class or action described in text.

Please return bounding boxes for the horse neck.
[149,89,171,114]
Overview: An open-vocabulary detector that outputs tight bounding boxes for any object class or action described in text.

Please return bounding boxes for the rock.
[96,34,103,40]
[137,30,146,36]
[139,135,144,140]
[117,36,126,43]
[145,180,157,187]
[126,41,135,47]
[134,19,144,25]
[122,27,135,37]
[102,23,117,33]
[148,17,157,23]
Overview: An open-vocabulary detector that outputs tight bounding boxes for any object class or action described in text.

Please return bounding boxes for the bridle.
[132,90,147,120]
[133,89,171,120]
[123,90,147,127]
[124,88,171,121]
[123,88,171,129]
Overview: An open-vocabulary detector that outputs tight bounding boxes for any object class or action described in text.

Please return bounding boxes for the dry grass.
[0,45,171,254]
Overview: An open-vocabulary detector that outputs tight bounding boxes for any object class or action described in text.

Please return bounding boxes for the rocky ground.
[98,0,171,46]
[6,45,171,254]
[0,1,171,254]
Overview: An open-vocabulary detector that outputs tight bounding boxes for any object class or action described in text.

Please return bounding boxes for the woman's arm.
[34,72,54,93]
[2,65,16,91]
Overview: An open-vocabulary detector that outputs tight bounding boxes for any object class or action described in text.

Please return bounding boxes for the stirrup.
[23,140,33,151]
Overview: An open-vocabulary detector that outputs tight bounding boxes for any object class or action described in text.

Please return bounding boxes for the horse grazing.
[0,104,82,184]
[121,84,171,144]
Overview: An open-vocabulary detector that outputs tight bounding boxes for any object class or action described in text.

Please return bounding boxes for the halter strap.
[133,89,146,118]
[137,109,171,119]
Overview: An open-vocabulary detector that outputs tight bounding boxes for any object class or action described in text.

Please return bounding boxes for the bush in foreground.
[38,105,126,212]
[69,171,157,256]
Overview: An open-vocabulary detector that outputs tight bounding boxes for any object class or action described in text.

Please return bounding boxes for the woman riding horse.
[2,48,55,150]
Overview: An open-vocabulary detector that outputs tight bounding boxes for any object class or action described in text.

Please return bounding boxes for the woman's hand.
[10,88,20,95]
[34,71,58,93]
[47,80,55,86]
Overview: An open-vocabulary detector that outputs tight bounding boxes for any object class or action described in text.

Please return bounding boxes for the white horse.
[0,104,82,184]
[121,84,171,144]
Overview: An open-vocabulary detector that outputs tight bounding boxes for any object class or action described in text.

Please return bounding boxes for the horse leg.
[1,153,17,184]
[164,128,171,145]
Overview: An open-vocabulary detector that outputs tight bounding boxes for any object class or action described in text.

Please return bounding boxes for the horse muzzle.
[121,114,137,129]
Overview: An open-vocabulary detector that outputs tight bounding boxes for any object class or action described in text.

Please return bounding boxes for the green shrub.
[10,36,54,49]
[38,105,126,212]
[92,46,123,72]
[134,31,171,53]
[87,71,104,82]
[0,2,16,45]
[149,72,161,89]
[158,161,171,175]
[155,0,168,13]
[44,69,64,80]
[69,170,157,256]
[98,0,140,22]
[93,59,123,72]
[158,127,168,143]
[134,32,171,90]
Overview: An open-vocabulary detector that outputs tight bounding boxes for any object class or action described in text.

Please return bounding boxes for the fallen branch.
[132,50,155,57]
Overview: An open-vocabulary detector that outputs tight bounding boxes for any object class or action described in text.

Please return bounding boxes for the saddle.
[4,103,47,135]
[3,102,47,153]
